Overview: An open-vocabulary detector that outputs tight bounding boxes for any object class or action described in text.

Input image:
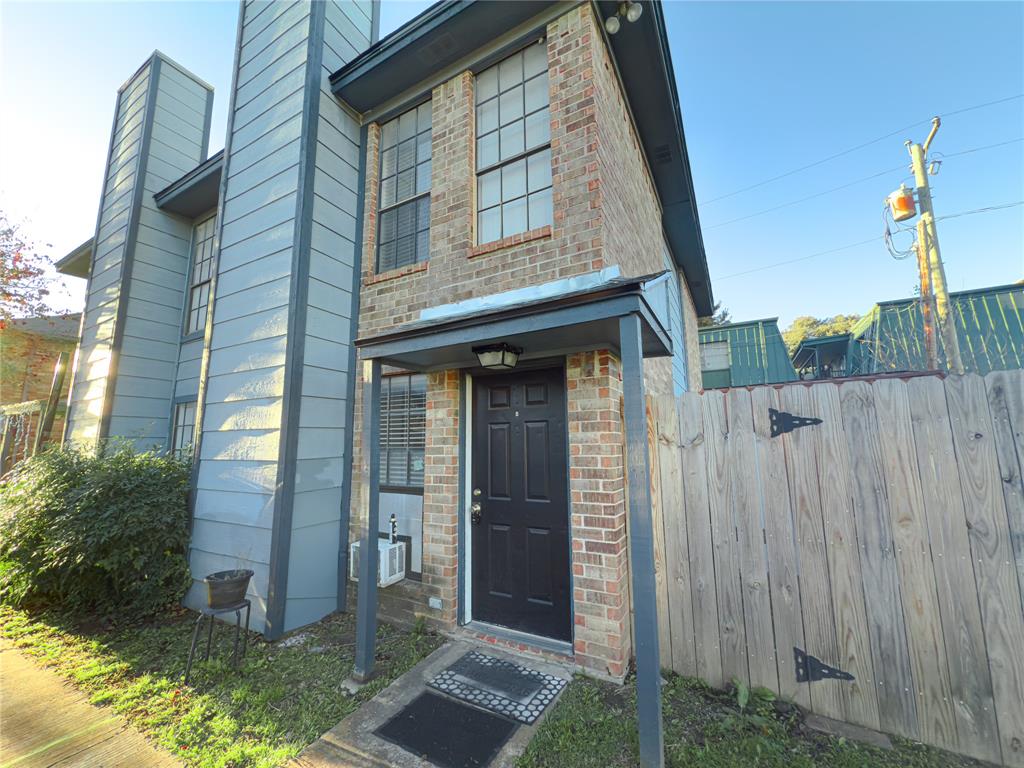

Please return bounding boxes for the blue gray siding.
[109,59,213,447]
[188,0,373,635]
[65,55,213,448]
[662,248,690,395]
[284,0,371,631]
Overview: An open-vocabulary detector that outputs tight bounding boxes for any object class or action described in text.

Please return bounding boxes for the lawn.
[518,674,990,768]
[0,605,442,768]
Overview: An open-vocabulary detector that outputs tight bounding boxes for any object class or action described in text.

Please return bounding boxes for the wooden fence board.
[678,391,722,687]
[945,374,1024,766]
[751,386,809,708]
[655,395,696,677]
[779,384,844,721]
[703,390,748,685]
[809,383,880,731]
[985,370,1024,619]
[646,397,672,670]
[871,378,957,752]
[838,381,917,738]
[907,375,1000,764]
[727,387,778,693]
[650,374,1020,765]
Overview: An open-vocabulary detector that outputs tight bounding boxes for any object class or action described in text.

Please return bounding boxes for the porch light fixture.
[473,342,523,370]
[605,1,643,34]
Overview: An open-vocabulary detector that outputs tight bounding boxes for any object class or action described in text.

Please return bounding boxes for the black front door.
[471,366,571,641]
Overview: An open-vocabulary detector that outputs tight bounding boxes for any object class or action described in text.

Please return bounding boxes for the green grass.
[518,674,990,768]
[0,605,442,768]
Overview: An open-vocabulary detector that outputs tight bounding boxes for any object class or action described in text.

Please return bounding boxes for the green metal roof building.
[698,318,798,389]
[791,333,852,380]
[793,283,1024,379]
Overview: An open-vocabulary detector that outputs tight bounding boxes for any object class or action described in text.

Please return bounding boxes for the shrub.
[0,443,192,619]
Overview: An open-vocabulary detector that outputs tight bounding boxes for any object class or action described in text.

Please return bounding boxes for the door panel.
[471,366,570,641]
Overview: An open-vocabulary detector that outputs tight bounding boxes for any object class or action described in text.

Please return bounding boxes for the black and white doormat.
[427,650,567,724]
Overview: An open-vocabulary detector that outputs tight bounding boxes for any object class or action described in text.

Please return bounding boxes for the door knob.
[471,502,482,524]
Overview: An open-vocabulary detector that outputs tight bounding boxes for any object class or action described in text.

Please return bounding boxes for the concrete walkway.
[0,640,179,768]
[288,640,572,768]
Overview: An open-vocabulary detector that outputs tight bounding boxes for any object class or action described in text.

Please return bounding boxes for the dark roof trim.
[698,317,780,334]
[153,149,223,219]
[357,273,665,349]
[54,238,94,278]
[874,281,1023,307]
[792,334,852,367]
[330,0,471,98]
[641,0,712,315]
[330,0,713,315]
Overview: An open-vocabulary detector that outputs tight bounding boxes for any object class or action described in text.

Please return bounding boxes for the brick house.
[55,0,712,691]
[0,314,79,468]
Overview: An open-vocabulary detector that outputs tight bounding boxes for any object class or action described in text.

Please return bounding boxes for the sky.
[1,1,1021,328]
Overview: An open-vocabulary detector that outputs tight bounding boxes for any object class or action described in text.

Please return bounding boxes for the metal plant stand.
[184,599,251,685]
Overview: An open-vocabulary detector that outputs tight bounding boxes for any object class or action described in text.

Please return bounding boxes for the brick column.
[420,369,462,625]
[429,71,476,306]
[566,350,631,679]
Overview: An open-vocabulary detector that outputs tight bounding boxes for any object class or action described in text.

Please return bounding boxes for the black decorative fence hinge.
[794,647,854,683]
[769,408,822,438]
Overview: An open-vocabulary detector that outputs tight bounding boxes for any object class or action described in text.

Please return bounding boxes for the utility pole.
[916,219,938,370]
[906,118,964,373]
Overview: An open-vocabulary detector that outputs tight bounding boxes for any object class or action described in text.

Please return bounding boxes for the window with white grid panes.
[185,215,216,335]
[378,102,432,272]
[475,40,552,244]
[171,401,197,458]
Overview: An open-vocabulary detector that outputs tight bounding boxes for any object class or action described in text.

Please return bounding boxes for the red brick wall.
[0,326,76,453]
[346,3,701,677]
[420,369,461,624]
[566,349,631,678]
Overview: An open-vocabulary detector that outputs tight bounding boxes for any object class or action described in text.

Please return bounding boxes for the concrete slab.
[288,641,574,768]
[0,640,180,768]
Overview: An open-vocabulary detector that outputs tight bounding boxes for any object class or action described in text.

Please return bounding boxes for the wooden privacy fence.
[645,371,1024,766]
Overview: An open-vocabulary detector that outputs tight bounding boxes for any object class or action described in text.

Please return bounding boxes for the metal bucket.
[202,569,254,609]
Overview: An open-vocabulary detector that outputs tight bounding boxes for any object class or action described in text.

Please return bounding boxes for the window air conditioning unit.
[349,539,406,587]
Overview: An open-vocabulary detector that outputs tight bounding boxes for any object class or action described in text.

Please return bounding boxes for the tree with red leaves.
[1,212,58,327]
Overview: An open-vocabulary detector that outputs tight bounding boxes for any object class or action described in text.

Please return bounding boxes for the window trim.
[379,372,427,491]
[182,213,216,340]
[376,99,432,274]
[169,398,198,459]
[474,40,552,246]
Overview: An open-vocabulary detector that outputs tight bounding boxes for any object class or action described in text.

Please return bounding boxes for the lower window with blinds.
[378,373,427,579]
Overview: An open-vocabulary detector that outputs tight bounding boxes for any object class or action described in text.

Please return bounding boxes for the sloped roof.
[5,314,81,341]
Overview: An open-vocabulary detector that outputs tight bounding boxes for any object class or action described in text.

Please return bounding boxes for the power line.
[704,136,1024,230]
[717,236,883,280]
[716,200,1024,280]
[705,164,906,229]
[934,136,1023,159]
[701,93,1024,206]
[936,200,1024,221]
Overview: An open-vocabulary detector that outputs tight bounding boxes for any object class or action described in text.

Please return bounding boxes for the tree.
[697,301,731,328]
[782,314,861,354]
[1,212,58,326]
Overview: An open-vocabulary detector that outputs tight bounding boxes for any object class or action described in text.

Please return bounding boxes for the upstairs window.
[185,215,216,335]
[475,40,552,244]
[377,102,432,273]
[379,374,427,490]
